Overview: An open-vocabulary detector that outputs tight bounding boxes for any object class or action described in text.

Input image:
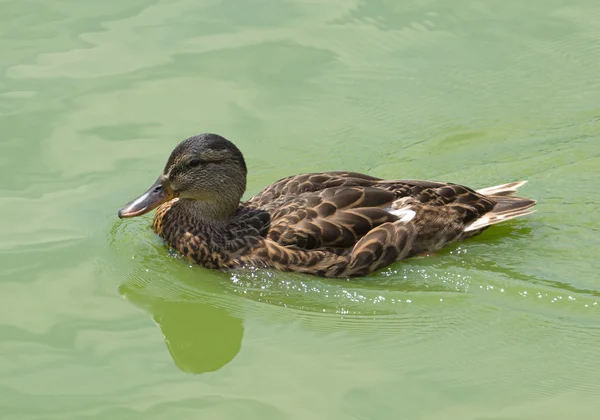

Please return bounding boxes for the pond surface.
[1,0,600,418]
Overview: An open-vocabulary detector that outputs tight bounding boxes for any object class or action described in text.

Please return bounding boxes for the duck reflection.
[118,273,244,374]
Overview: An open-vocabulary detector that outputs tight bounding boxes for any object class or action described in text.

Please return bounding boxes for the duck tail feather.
[464,195,536,232]
[476,180,528,197]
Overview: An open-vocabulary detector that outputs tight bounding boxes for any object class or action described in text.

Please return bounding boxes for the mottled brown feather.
[149,171,535,278]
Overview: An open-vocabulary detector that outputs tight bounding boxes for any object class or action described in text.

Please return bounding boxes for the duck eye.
[188,159,202,168]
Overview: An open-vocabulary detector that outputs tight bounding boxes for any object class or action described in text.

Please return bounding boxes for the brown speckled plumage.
[119,134,536,278]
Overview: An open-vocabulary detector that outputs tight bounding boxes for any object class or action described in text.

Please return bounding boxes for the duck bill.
[118,175,175,218]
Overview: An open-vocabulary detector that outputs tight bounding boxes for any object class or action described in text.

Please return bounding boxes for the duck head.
[118,133,248,219]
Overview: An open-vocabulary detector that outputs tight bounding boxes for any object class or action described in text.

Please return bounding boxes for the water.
[2,0,600,418]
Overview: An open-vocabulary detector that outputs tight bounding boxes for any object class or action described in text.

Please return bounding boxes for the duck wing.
[245,172,500,252]
[266,186,400,249]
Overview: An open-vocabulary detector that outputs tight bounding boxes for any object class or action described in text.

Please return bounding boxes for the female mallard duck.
[118,133,536,278]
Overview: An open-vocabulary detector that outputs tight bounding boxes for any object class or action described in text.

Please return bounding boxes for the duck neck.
[178,198,239,228]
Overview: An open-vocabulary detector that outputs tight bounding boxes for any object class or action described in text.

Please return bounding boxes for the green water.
[2,0,600,418]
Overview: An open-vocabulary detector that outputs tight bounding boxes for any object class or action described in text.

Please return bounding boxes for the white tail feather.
[464,207,536,232]
[476,180,528,197]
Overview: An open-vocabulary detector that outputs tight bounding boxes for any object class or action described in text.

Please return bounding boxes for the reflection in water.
[119,276,244,374]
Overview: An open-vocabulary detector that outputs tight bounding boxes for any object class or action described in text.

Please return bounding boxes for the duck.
[118,133,536,278]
